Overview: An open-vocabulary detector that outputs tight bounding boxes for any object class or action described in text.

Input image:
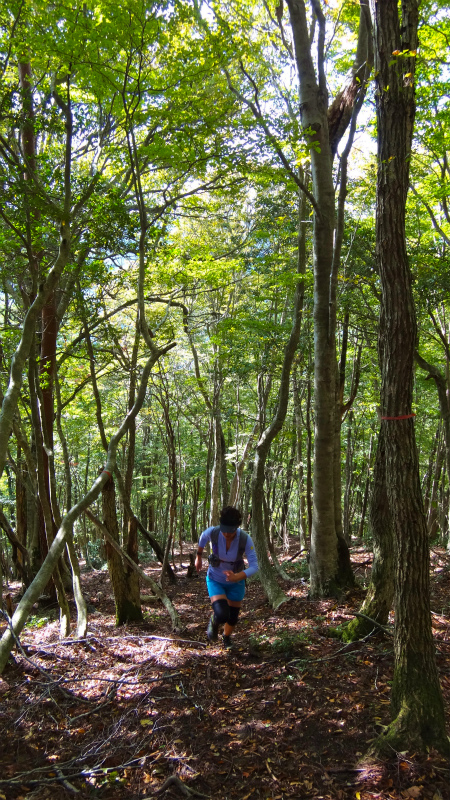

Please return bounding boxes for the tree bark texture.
[370,0,449,755]
[102,476,142,625]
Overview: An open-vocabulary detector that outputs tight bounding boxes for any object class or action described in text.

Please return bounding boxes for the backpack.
[208,527,249,573]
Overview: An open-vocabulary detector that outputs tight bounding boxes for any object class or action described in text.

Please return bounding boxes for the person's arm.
[224,569,246,582]
[224,534,259,582]
[195,528,212,572]
[243,535,258,578]
[195,545,204,573]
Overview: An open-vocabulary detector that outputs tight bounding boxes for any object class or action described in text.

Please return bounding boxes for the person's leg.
[224,600,241,637]
[207,594,229,640]
[222,579,246,646]
[206,576,230,640]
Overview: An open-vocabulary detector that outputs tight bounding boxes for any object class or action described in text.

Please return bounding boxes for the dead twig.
[50,671,182,688]
[101,634,207,648]
[287,630,381,667]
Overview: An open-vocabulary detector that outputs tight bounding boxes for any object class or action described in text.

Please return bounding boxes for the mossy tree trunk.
[370,0,449,755]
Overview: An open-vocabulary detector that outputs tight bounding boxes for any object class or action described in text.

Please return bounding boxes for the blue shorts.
[206,574,246,602]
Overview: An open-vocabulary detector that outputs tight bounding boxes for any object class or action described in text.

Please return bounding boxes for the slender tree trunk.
[251,176,306,607]
[122,318,142,608]
[55,372,88,638]
[343,411,353,543]
[286,0,339,597]
[280,425,296,551]
[305,376,313,540]
[29,343,70,635]
[357,434,373,539]
[210,404,222,525]
[191,477,200,543]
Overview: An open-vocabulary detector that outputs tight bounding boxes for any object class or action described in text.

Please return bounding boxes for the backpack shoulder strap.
[237,530,248,559]
[210,526,221,553]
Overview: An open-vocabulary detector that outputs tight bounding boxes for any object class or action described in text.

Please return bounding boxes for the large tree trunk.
[370,0,449,755]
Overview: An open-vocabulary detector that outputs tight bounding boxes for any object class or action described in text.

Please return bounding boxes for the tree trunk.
[343,411,353,543]
[190,477,200,543]
[55,372,88,638]
[357,434,373,539]
[122,319,142,607]
[251,185,306,607]
[210,409,222,525]
[370,0,449,755]
[29,343,70,635]
[228,423,258,507]
[286,0,371,596]
[102,475,142,625]
[287,0,340,597]
[341,427,394,642]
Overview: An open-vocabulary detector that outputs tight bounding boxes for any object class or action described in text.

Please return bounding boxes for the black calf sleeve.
[212,599,230,625]
[228,606,240,627]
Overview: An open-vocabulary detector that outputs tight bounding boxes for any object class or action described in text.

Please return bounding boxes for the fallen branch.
[286,549,303,562]
[0,755,151,789]
[355,612,393,635]
[56,768,80,794]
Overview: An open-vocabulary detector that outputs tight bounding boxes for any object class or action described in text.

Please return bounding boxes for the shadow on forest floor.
[1,541,449,800]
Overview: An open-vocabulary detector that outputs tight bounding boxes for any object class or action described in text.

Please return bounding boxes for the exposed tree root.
[368,703,450,758]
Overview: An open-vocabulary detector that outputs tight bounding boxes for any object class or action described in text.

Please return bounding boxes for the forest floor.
[1,542,450,800]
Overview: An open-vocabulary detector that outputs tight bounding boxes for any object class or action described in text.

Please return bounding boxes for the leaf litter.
[0,544,449,800]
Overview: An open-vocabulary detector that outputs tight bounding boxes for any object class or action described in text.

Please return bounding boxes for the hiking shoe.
[207,615,219,642]
[222,634,232,649]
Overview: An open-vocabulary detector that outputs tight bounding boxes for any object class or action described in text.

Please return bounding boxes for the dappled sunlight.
[2,546,449,798]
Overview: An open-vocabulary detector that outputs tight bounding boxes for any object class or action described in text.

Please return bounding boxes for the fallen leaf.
[403,788,421,799]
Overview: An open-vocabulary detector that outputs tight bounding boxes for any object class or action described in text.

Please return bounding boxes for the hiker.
[195,506,259,648]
